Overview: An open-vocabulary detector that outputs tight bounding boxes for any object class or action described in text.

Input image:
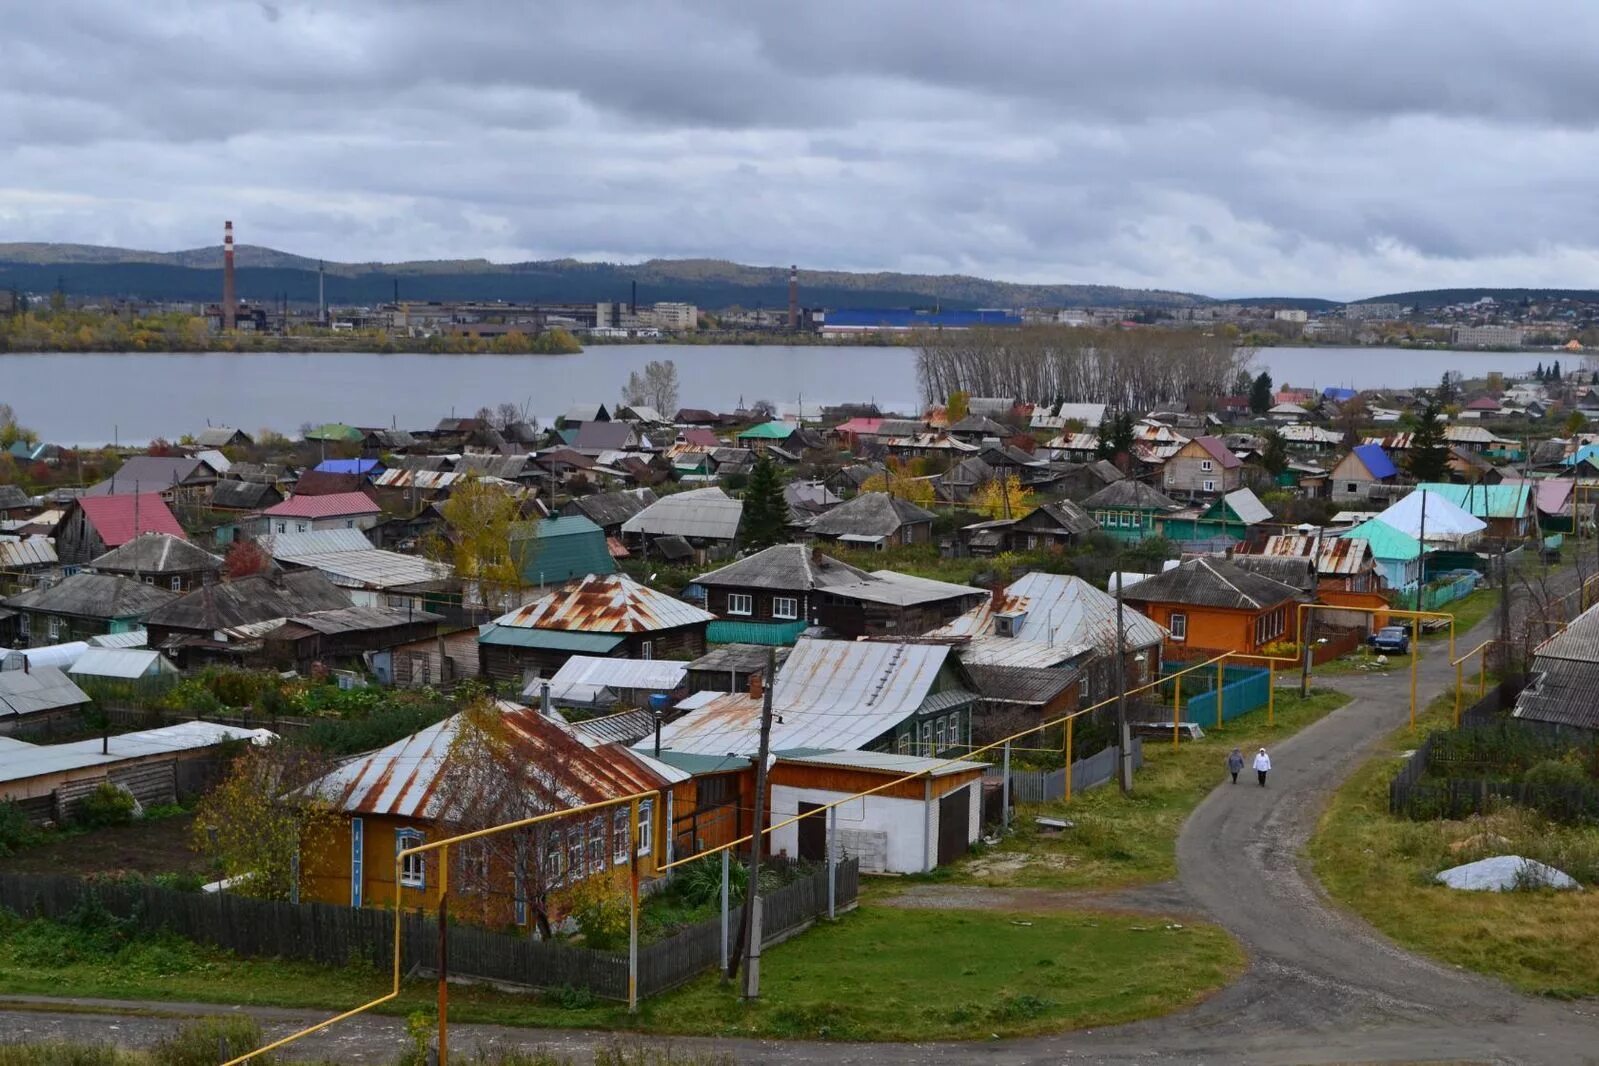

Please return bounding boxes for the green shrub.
[0,799,42,856]
[148,1018,270,1066]
[75,783,136,828]
[667,855,746,906]
[0,1043,131,1065]
[1523,758,1593,821]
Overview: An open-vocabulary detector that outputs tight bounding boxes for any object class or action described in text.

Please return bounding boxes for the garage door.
[937,786,971,866]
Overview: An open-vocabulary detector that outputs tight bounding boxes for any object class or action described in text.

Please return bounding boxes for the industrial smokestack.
[222,221,236,332]
[630,280,637,314]
[318,261,326,327]
[787,265,798,330]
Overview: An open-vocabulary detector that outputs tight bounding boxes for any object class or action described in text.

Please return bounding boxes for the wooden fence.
[990,739,1145,806]
[0,858,859,1001]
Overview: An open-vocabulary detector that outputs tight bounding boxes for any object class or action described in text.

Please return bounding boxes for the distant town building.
[1273,308,1309,324]
[1345,302,1401,320]
[1451,324,1525,348]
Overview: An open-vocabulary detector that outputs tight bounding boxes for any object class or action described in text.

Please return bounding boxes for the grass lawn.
[940,689,1350,890]
[1310,688,1599,999]
[0,900,1243,1042]
[1426,587,1500,642]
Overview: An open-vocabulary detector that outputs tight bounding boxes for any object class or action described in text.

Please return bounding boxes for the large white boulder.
[1435,855,1582,892]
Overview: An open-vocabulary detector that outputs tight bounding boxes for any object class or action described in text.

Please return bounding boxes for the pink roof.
[1192,436,1243,469]
[834,418,885,435]
[262,491,380,519]
[1464,396,1501,410]
[78,493,186,548]
[680,428,721,447]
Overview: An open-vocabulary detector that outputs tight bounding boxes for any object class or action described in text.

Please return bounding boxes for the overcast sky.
[3,0,1596,300]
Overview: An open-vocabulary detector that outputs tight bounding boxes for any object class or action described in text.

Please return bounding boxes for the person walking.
[1253,747,1272,787]
[1226,747,1244,785]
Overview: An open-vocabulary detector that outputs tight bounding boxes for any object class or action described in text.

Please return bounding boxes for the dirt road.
[5,582,1598,1063]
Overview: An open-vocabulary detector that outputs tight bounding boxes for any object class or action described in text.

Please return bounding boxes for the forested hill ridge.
[0,243,1206,309]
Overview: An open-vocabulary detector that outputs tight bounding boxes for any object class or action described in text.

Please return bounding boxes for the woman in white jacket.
[1253,747,1272,787]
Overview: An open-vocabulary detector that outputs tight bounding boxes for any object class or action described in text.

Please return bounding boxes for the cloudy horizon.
[3,0,1596,300]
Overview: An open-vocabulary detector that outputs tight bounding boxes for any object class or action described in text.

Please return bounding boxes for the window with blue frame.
[396,828,426,888]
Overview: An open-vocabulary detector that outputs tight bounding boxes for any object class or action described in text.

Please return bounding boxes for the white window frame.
[1200,459,1214,472]
[726,592,753,616]
[771,596,798,620]
[896,731,911,754]
[640,640,653,660]
[613,808,629,864]
[48,617,61,640]
[276,522,287,534]
[17,614,28,637]
[636,798,654,857]
[170,577,182,591]
[545,829,565,884]
[935,717,947,751]
[1203,479,1216,492]
[1169,612,1188,641]
[296,521,309,533]
[396,829,426,889]
[587,816,605,871]
[920,720,933,755]
[568,825,585,877]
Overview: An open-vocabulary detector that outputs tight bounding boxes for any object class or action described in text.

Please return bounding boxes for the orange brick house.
[1121,556,1307,660]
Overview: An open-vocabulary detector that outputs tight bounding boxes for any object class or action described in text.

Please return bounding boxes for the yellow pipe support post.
[1172,674,1182,749]
[1064,716,1074,802]
[1215,659,1225,730]
[628,798,641,1013]
[1479,652,1487,698]
[1409,615,1420,730]
[437,844,449,1066]
[1455,659,1464,728]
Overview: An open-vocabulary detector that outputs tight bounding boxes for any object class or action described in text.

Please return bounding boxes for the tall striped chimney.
[222,220,237,331]
[787,264,798,330]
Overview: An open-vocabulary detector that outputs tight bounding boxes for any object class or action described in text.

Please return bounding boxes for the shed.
[0,666,91,734]
[510,515,616,586]
[68,648,179,682]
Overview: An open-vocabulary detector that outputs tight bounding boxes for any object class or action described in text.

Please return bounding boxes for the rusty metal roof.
[933,572,1165,656]
[489,573,714,634]
[1258,534,1373,576]
[309,701,682,819]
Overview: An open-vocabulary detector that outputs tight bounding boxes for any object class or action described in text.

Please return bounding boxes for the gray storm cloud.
[2,0,1596,300]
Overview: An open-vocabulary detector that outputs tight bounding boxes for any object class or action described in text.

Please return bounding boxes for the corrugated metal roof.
[1350,443,1398,480]
[1412,482,1533,521]
[621,488,743,541]
[68,648,173,680]
[0,538,57,569]
[77,493,186,547]
[88,629,148,649]
[779,750,988,778]
[263,491,380,519]
[490,573,714,634]
[288,549,453,590]
[257,529,376,559]
[547,655,687,693]
[649,638,963,756]
[0,666,90,719]
[934,572,1165,654]
[0,722,272,785]
[827,570,983,608]
[964,664,1078,705]
[1528,604,1599,665]
[1339,519,1421,562]
[1258,534,1373,576]
[476,625,625,652]
[567,708,658,745]
[1221,489,1272,525]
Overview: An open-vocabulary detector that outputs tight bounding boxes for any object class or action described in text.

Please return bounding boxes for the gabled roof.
[621,487,743,541]
[1081,479,1182,512]
[650,638,964,756]
[1339,519,1422,562]
[805,492,935,539]
[194,426,249,448]
[211,480,280,510]
[314,458,382,476]
[1189,436,1243,469]
[1374,490,1487,542]
[737,420,800,441]
[1033,500,1101,536]
[694,544,869,591]
[90,533,222,575]
[489,573,714,634]
[948,415,1009,436]
[563,403,610,424]
[84,456,216,496]
[0,538,57,569]
[262,491,380,519]
[574,421,637,452]
[564,489,658,529]
[0,666,90,720]
[1230,554,1316,594]
[509,515,617,583]
[147,571,352,632]
[1217,488,1272,525]
[934,571,1164,655]
[1411,482,1533,521]
[1258,534,1374,576]
[5,572,180,620]
[1349,443,1398,480]
[1120,557,1305,611]
[76,493,186,547]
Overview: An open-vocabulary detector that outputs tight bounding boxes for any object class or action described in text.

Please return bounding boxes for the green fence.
[1390,569,1481,612]
[1162,663,1272,725]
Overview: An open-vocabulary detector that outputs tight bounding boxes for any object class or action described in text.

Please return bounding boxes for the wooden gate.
[937,786,971,866]
[797,801,827,861]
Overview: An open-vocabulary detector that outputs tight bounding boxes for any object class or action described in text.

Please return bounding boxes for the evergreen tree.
[1535,361,1544,380]
[1096,410,1135,460]
[1260,427,1289,477]
[1407,397,1450,483]
[739,454,789,551]
[1552,359,1562,381]
[1436,371,1457,406]
[1249,371,1274,415]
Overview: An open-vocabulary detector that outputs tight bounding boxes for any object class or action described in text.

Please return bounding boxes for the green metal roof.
[647,751,753,774]
[511,515,616,584]
[304,422,363,442]
[736,421,797,440]
[1412,483,1532,520]
[476,625,625,652]
[1340,519,1421,561]
[706,619,809,646]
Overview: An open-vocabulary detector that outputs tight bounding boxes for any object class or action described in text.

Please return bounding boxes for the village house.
[193,426,253,450]
[477,573,715,684]
[1412,482,1536,541]
[257,491,382,535]
[959,500,1099,556]
[3,573,179,647]
[1512,603,1599,735]
[682,643,789,695]
[250,606,445,676]
[1162,436,1244,496]
[87,533,223,592]
[1156,488,1274,551]
[84,455,222,502]
[1120,557,1307,660]
[510,515,617,587]
[297,702,686,925]
[805,491,935,549]
[1026,459,1123,500]
[389,628,482,690]
[1081,479,1183,542]
[143,570,354,667]
[210,479,284,513]
[55,493,187,565]
[558,490,657,537]
[0,666,92,736]
[1327,443,1403,505]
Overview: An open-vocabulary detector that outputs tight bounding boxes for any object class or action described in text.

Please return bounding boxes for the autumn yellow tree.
[944,390,970,424]
[975,472,1033,520]
[424,473,526,610]
[862,460,936,507]
[190,743,340,900]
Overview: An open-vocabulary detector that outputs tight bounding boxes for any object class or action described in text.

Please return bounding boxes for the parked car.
[1368,625,1410,655]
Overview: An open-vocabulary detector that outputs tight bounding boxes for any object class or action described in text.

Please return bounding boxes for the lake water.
[0,343,1569,445]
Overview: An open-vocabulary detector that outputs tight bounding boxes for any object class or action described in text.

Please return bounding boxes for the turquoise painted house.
[1081,479,1183,542]
[510,515,616,586]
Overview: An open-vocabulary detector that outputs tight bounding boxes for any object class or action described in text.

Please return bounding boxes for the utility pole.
[1497,547,1513,678]
[727,646,776,995]
[1113,567,1133,793]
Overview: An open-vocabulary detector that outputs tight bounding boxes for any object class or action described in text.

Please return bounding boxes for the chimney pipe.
[222,221,236,332]
[787,265,798,330]
[539,681,553,718]
[748,671,763,700]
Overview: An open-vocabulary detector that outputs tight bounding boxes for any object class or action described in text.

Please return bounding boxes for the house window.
[396,829,426,888]
[587,817,605,870]
[920,720,933,755]
[1200,459,1213,472]
[613,808,629,864]
[935,717,947,751]
[170,577,182,591]
[1203,480,1216,492]
[896,731,911,754]
[48,617,61,640]
[568,826,585,878]
[296,522,309,533]
[640,640,653,660]
[350,818,364,908]
[276,522,287,534]
[457,843,490,893]
[772,596,798,620]
[727,593,753,616]
[1169,613,1187,641]
[143,576,155,586]
[345,519,355,529]
[637,799,654,857]
[1346,482,1359,494]
[17,615,28,638]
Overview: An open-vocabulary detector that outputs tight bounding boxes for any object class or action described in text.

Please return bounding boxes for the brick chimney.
[748,671,763,700]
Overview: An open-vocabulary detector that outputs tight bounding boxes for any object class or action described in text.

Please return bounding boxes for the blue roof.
[823,308,1023,328]
[1563,443,1599,468]
[314,458,381,476]
[1351,443,1397,480]
[1323,387,1358,402]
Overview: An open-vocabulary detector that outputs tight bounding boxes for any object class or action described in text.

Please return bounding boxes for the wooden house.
[56,493,187,565]
[1162,436,1243,496]
[1121,557,1306,660]
[1327,444,1403,505]
[959,501,1099,556]
[3,573,179,647]
[805,492,935,549]
[88,533,222,592]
